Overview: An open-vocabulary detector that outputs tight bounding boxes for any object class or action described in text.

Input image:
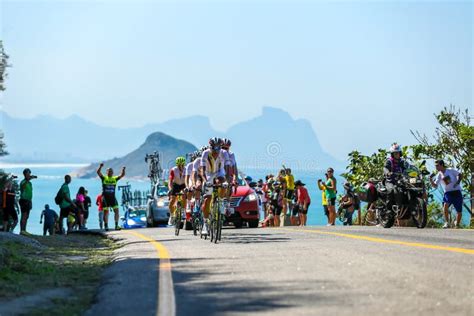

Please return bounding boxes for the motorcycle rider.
[383,143,408,211]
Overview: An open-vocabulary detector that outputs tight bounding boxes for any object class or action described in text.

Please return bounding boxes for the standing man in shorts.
[430,159,464,228]
[19,168,36,235]
[58,175,77,234]
[97,163,126,231]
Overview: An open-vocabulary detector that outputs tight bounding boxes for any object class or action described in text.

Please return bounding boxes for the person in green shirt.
[319,168,337,226]
[58,175,77,234]
[19,168,36,235]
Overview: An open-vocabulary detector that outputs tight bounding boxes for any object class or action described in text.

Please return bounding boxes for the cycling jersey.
[185,162,194,187]
[192,157,202,173]
[102,176,119,197]
[185,162,193,177]
[200,149,226,178]
[169,166,186,185]
[225,151,237,167]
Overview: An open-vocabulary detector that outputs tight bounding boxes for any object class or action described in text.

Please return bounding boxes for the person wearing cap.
[319,168,337,226]
[19,168,36,235]
[295,180,311,226]
[340,183,355,226]
[40,204,58,236]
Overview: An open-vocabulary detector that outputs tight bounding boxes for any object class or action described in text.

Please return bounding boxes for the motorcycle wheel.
[378,206,395,228]
[412,198,427,229]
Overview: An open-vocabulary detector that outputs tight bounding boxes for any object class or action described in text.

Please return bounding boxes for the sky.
[0,0,472,160]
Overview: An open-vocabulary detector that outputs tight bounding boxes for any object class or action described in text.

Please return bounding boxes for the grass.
[0,234,118,316]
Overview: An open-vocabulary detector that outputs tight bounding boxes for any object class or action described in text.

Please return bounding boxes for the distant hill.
[75,132,197,178]
[0,107,342,169]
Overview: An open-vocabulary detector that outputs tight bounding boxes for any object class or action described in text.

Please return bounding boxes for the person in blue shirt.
[40,204,58,236]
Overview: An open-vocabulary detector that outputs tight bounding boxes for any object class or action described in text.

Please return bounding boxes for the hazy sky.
[1,0,472,159]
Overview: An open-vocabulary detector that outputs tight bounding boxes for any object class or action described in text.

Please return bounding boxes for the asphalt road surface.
[87,226,474,316]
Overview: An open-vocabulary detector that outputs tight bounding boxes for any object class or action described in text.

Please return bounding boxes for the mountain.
[75,132,197,178]
[227,107,336,170]
[0,111,217,163]
[0,107,341,169]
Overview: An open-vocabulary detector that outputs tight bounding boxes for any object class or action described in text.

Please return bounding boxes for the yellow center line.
[124,230,175,316]
[282,228,474,255]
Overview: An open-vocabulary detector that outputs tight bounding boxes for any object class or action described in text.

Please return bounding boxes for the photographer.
[19,168,37,235]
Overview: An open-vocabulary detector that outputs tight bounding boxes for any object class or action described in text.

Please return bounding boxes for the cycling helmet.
[209,137,222,151]
[222,138,232,148]
[23,168,31,175]
[244,176,253,182]
[175,156,186,166]
[390,143,402,153]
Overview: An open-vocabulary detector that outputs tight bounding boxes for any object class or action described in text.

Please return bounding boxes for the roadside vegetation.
[342,105,473,228]
[0,234,117,315]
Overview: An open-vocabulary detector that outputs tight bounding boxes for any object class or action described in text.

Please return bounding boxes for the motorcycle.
[375,161,429,228]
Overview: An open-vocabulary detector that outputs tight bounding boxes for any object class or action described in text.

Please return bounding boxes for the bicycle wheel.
[175,207,182,236]
[216,212,222,243]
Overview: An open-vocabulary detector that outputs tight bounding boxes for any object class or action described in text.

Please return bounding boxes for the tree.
[411,105,473,223]
[0,40,10,92]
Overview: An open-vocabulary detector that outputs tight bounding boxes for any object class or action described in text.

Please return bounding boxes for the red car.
[226,179,260,228]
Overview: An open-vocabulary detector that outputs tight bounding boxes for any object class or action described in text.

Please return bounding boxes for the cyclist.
[222,138,238,213]
[185,152,197,219]
[200,137,228,235]
[97,163,126,231]
[169,156,187,224]
[191,148,206,211]
[430,159,463,228]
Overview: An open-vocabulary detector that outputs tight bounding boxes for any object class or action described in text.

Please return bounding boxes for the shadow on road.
[170,258,323,316]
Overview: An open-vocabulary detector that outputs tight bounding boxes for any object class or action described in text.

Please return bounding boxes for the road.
[86,226,474,316]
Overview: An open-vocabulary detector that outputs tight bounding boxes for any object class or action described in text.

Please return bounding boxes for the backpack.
[54,186,63,205]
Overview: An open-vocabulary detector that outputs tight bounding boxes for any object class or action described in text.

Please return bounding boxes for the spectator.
[57,175,77,234]
[83,190,92,229]
[284,168,295,216]
[340,183,355,226]
[270,181,283,227]
[320,168,337,226]
[290,188,300,226]
[40,204,58,236]
[295,180,311,226]
[96,193,104,230]
[19,168,36,235]
[430,159,464,228]
[2,180,18,232]
[76,187,86,230]
[317,173,330,224]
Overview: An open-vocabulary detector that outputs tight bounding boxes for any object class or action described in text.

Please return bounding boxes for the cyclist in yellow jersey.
[97,163,126,231]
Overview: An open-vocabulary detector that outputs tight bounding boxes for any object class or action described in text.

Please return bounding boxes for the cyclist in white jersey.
[191,148,205,203]
[200,138,228,235]
[184,154,196,213]
[168,157,187,223]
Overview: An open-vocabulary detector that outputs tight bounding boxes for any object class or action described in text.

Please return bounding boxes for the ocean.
[2,164,338,235]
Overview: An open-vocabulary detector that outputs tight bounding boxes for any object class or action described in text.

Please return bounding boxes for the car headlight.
[244,193,257,202]
[157,200,165,207]
[140,217,147,221]
[127,219,135,225]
